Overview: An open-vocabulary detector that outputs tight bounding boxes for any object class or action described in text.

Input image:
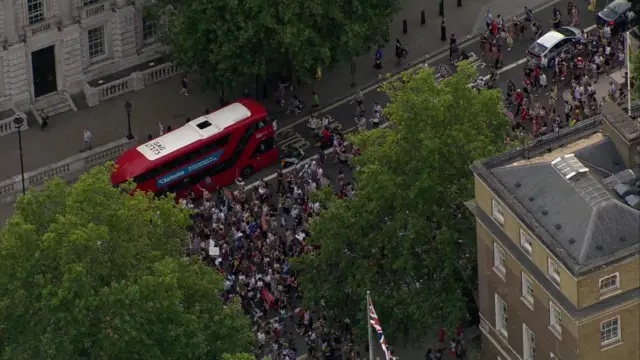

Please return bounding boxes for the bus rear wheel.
[241,166,254,178]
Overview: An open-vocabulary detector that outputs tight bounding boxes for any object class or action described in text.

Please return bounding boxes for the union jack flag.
[368,296,392,360]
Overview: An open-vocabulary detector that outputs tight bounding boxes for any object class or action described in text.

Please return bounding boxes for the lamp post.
[13,115,25,196]
[124,100,134,140]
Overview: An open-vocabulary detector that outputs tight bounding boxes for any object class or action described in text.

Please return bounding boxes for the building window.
[494,294,508,338]
[523,324,536,360]
[493,243,506,278]
[599,273,620,295]
[87,25,106,59]
[492,199,505,225]
[521,272,534,308]
[27,0,46,25]
[142,18,157,42]
[600,317,620,345]
[547,258,561,286]
[83,0,101,5]
[520,229,533,257]
[549,302,562,338]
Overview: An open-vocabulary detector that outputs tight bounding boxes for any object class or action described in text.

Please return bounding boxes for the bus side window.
[251,137,275,158]
[257,118,268,129]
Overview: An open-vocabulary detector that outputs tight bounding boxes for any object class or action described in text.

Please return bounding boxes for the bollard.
[350,58,357,88]
[439,0,444,17]
[255,75,260,101]
[403,19,408,34]
[457,0,462,7]
[421,10,426,25]
[440,19,446,41]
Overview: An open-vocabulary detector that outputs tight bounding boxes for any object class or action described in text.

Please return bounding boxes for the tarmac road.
[0,0,598,229]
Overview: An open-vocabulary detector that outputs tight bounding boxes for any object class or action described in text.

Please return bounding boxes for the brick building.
[0,0,166,119]
[468,106,640,360]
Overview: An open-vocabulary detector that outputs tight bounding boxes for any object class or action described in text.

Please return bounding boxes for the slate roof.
[472,118,640,276]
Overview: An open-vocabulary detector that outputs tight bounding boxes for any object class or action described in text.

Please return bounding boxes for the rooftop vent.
[569,238,576,244]
[515,182,521,188]
[528,196,535,201]
[596,244,604,251]
[602,168,640,187]
[624,194,640,210]
[551,154,589,180]
[614,184,640,197]
[542,210,548,215]
[555,224,562,230]
[620,236,627,242]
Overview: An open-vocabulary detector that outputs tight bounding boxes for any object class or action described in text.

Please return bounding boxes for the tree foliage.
[150,0,400,89]
[631,50,640,100]
[0,165,254,359]
[294,62,510,344]
[221,353,260,360]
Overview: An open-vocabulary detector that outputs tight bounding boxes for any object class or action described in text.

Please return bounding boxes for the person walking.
[180,75,189,96]
[83,128,92,151]
[374,45,383,69]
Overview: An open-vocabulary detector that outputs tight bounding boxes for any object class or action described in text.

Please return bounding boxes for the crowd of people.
[178,153,359,359]
[458,5,633,142]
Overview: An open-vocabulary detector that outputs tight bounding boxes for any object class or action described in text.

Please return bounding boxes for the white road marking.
[275,0,573,134]
[246,122,391,191]
[259,22,601,190]
[480,24,600,81]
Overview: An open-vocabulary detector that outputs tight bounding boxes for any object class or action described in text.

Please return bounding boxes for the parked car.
[526,26,583,67]
[597,0,639,35]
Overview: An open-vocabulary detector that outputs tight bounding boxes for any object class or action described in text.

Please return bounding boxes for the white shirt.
[83,130,92,142]
[539,73,547,86]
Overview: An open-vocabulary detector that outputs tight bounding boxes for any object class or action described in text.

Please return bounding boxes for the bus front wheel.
[241,166,254,178]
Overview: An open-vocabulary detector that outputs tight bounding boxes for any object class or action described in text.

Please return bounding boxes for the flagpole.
[367,291,374,360]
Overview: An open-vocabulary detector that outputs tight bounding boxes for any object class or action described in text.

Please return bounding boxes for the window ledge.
[493,267,506,281]
[599,288,622,300]
[86,56,114,72]
[601,340,623,352]
[521,297,534,311]
[497,328,508,340]
[548,325,562,340]
[546,274,561,288]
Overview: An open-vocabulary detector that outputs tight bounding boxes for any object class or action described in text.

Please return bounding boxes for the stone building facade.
[468,108,640,360]
[0,0,167,122]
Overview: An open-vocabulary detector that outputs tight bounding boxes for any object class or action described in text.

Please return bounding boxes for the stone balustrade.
[0,109,28,136]
[83,62,179,107]
[0,137,137,205]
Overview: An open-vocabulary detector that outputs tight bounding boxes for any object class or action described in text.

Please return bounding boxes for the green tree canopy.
[631,49,640,100]
[294,62,510,344]
[0,165,254,359]
[222,353,270,360]
[150,0,400,89]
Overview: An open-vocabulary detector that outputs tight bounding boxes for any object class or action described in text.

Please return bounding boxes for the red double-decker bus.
[111,99,278,197]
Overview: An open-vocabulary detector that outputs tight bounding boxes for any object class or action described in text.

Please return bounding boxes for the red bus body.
[111,99,278,198]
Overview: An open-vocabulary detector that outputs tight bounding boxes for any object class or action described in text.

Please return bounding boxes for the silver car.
[526,26,583,67]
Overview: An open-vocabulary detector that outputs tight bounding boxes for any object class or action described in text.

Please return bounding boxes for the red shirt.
[515,91,524,104]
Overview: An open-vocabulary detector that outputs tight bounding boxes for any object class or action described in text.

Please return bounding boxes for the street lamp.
[13,115,25,196]
[124,100,134,140]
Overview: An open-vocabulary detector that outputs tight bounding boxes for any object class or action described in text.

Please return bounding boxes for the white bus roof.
[136,102,252,161]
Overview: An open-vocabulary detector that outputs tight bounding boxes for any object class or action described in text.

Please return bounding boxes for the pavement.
[0,1,611,356]
[0,0,600,228]
[0,0,563,182]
